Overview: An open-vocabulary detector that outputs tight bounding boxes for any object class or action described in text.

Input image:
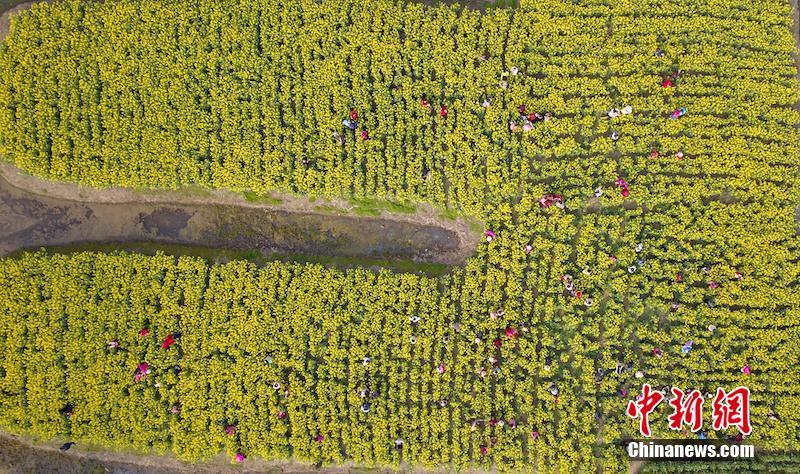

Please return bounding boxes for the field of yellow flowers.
[0,0,799,471]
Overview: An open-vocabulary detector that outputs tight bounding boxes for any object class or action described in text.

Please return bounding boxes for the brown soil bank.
[0,431,386,474]
[0,163,481,265]
[0,1,41,41]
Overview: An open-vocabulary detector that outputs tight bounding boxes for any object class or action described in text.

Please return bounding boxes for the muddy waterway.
[0,169,471,265]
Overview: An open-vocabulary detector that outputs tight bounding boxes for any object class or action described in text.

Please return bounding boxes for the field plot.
[0,0,799,472]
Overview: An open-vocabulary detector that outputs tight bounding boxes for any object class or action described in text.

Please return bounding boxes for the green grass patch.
[242,190,282,205]
[8,242,451,277]
[484,0,518,9]
[175,184,215,199]
[349,197,416,215]
[438,207,460,221]
[271,252,450,277]
[351,205,381,216]
[436,206,484,233]
[8,242,262,265]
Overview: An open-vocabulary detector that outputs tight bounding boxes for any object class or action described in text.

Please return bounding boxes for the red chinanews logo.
[626,384,751,437]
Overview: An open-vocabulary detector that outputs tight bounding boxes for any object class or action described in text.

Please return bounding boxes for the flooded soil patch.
[206,206,462,261]
[0,163,480,268]
[138,208,194,238]
[0,173,472,266]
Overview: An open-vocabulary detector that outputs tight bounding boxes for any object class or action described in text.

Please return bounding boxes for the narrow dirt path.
[0,431,376,474]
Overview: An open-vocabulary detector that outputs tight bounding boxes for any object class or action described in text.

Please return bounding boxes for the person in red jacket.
[439,105,448,118]
[349,109,358,121]
[162,332,181,349]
